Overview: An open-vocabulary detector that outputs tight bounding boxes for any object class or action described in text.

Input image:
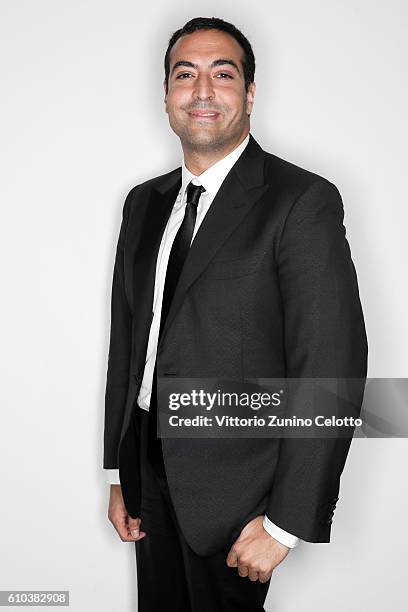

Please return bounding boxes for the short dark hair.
[164,17,255,93]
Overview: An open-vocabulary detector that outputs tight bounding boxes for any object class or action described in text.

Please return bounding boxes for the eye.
[175,72,233,80]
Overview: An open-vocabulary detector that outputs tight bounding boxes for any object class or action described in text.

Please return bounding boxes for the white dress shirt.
[106,132,300,549]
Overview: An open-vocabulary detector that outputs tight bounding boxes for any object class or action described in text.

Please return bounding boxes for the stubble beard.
[173,112,247,154]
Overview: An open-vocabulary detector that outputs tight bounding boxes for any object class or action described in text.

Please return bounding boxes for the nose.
[192,74,215,101]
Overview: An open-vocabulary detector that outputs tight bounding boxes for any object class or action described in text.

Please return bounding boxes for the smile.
[188,111,221,120]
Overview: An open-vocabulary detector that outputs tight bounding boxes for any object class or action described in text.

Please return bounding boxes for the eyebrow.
[170,58,241,77]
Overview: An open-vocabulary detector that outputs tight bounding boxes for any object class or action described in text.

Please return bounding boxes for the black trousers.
[130,404,271,612]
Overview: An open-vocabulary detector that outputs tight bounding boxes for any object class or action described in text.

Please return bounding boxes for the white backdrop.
[1,1,407,610]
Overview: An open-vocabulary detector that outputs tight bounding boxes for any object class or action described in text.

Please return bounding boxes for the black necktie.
[148,181,205,466]
[159,181,205,339]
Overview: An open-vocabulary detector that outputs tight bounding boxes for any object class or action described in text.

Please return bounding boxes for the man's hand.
[108,484,146,542]
[226,515,289,583]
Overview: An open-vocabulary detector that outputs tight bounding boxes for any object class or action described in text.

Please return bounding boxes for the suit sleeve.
[103,188,135,469]
[265,179,368,542]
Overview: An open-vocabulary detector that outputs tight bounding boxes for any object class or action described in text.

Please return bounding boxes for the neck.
[182,130,249,176]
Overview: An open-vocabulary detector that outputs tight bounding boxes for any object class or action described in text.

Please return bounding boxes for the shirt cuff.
[263,515,300,548]
[105,469,120,485]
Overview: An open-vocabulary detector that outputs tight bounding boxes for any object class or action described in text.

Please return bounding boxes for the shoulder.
[263,149,340,204]
[258,146,345,232]
[124,167,181,206]
[256,148,346,256]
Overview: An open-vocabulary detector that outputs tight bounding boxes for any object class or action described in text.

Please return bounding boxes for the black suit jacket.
[103,133,368,556]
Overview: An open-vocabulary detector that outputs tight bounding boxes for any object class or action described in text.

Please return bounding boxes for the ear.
[163,80,167,102]
[246,82,256,116]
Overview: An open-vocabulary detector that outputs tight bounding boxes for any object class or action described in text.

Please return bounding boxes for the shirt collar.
[179,133,250,206]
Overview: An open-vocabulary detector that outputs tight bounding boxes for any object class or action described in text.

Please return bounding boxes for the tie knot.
[186,182,205,207]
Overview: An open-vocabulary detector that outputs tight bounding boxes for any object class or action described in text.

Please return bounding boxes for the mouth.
[188,111,221,121]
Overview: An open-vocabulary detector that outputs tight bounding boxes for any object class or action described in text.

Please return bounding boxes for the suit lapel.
[131,176,181,370]
[132,176,181,313]
[156,133,270,350]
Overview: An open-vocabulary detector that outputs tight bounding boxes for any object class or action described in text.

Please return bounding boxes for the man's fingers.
[128,516,141,538]
[112,513,146,542]
[248,569,259,582]
[108,486,146,542]
[237,561,271,582]
[237,563,249,578]
[127,516,147,541]
[226,547,239,567]
[258,570,273,583]
[130,530,146,542]
[113,516,135,541]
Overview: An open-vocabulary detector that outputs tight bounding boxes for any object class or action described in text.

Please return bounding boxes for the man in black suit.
[103,16,367,612]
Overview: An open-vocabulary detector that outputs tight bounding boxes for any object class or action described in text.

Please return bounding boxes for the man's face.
[164,29,255,151]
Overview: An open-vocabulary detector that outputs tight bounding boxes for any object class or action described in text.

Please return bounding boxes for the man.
[103,16,367,612]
